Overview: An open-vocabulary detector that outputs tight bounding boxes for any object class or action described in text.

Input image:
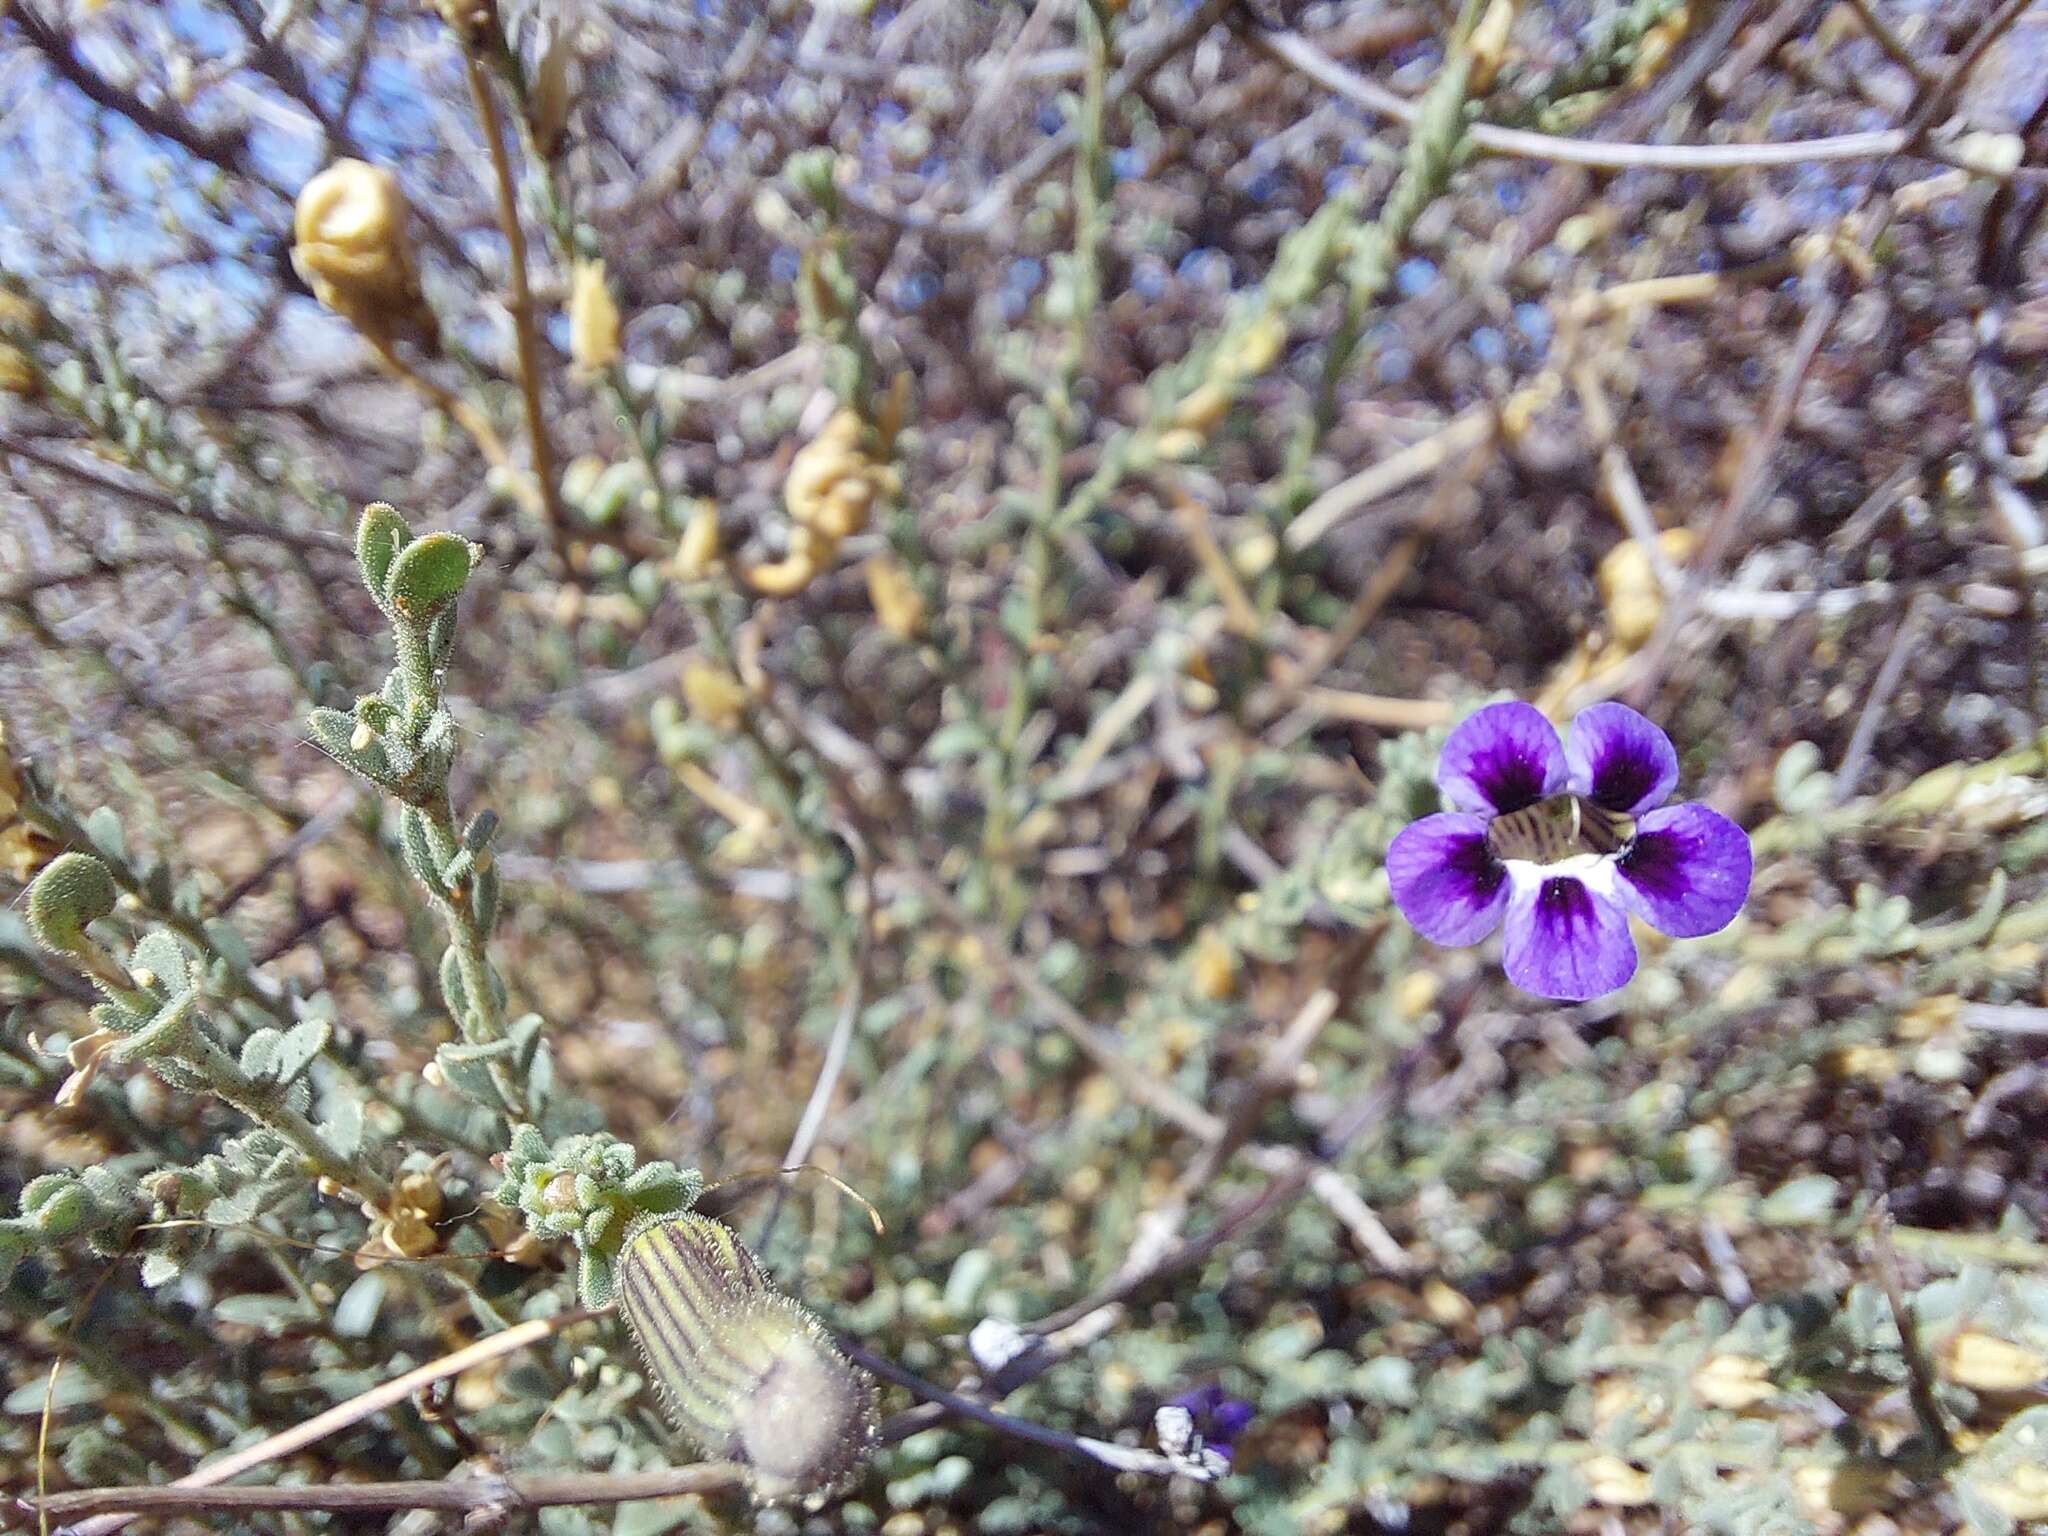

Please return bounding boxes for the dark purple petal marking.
[1388,813,1509,946]
[1437,702,1566,817]
[1502,876,1637,1001]
[1565,702,1678,815]
[1614,802,1752,938]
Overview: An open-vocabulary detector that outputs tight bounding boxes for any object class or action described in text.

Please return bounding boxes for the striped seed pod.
[618,1213,875,1501]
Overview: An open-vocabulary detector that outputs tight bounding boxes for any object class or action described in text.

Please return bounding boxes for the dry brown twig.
[34,1309,608,1536]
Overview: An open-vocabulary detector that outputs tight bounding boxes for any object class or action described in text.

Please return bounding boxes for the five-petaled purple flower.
[1388,701,1751,1001]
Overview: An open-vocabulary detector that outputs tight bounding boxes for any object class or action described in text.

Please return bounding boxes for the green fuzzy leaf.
[26,853,118,954]
[83,805,127,864]
[384,531,478,624]
[239,1028,282,1082]
[129,930,192,991]
[270,1020,331,1087]
[325,1093,366,1160]
[202,919,252,975]
[401,808,446,896]
[356,501,412,609]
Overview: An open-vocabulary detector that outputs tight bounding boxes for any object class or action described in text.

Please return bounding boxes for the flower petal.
[1388,813,1509,946]
[1438,702,1566,816]
[1565,702,1678,815]
[1503,876,1637,1000]
[1614,802,1752,938]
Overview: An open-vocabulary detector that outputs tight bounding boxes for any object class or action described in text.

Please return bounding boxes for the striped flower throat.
[1485,793,1635,868]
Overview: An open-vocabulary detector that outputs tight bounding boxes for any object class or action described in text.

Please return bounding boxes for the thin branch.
[463,54,568,562]
[1250,26,2038,177]
[41,1310,608,1536]
[29,1464,744,1520]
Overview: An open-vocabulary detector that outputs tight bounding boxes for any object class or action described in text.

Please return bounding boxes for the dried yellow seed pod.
[1941,1331,2048,1394]
[1466,0,1519,95]
[1793,1460,1896,1519]
[568,260,620,374]
[1190,929,1236,1002]
[1224,312,1287,379]
[0,288,41,397]
[785,412,873,532]
[864,555,925,640]
[1582,1455,1652,1507]
[293,160,433,345]
[673,501,722,581]
[1172,382,1231,437]
[1597,527,1698,650]
[1691,1352,1774,1410]
[746,527,834,597]
[681,659,749,732]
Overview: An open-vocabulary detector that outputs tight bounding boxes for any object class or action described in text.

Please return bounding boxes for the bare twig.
[41,1310,608,1536]
[30,1464,743,1521]
[463,54,567,562]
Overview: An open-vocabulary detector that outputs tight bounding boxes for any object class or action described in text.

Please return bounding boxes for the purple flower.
[1168,1383,1255,1462]
[1388,702,1751,1001]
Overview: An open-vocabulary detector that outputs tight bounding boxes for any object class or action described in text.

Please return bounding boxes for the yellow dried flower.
[1190,929,1236,1002]
[568,259,620,374]
[1394,971,1440,1020]
[292,160,433,344]
[1221,313,1286,380]
[673,502,722,580]
[1582,1455,1652,1507]
[0,288,40,398]
[433,0,498,45]
[1692,1352,1775,1410]
[786,411,881,537]
[1941,1331,2048,1394]
[864,555,925,640]
[1792,1460,1896,1518]
[1973,1457,2048,1521]
[746,528,830,597]
[1172,382,1231,437]
[1598,528,1699,650]
[394,1170,446,1224]
[1466,0,1519,95]
[682,659,749,732]
[528,28,577,158]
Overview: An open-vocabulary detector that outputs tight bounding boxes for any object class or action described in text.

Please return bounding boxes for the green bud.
[27,853,119,956]
[0,1223,26,1287]
[383,531,479,624]
[356,502,413,610]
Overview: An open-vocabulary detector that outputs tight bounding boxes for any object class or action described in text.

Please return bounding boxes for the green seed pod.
[618,1213,874,1501]
[356,502,413,610]
[27,853,119,956]
[384,531,479,625]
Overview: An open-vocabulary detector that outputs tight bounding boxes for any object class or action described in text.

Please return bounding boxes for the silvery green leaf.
[270,1020,331,1086]
[83,805,127,864]
[139,1250,181,1289]
[239,1028,282,1082]
[212,1294,314,1335]
[325,1093,365,1160]
[333,1271,386,1339]
[202,919,251,974]
[1758,1175,1838,1227]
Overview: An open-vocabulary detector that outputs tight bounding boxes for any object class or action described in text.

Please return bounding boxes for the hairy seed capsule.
[617,1213,875,1501]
